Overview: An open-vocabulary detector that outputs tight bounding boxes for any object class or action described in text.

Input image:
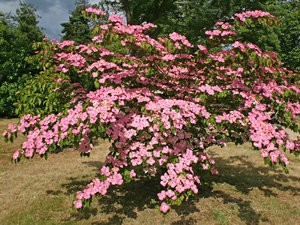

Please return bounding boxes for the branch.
[120,0,132,24]
[150,0,174,23]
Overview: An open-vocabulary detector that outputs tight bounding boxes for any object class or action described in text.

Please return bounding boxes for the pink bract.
[160,202,170,213]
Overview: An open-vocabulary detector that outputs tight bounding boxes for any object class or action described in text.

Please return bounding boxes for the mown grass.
[0,118,299,225]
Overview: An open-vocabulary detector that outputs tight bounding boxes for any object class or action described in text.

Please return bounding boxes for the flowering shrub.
[3,9,299,214]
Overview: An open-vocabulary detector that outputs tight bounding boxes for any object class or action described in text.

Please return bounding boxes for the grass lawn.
[0,118,299,225]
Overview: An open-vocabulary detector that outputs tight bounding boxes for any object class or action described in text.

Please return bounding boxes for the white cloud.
[35,0,76,40]
[89,0,100,5]
[0,0,77,40]
[39,1,71,40]
[0,0,18,14]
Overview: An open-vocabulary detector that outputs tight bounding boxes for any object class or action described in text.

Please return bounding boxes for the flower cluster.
[235,10,274,22]
[85,7,106,16]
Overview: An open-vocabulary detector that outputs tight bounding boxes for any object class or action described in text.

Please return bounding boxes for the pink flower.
[160,202,170,213]
[166,189,175,198]
[111,173,123,185]
[191,184,198,194]
[2,130,8,137]
[280,155,289,166]
[129,169,136,178]
[147,157,155,165]
[202,164,209,170]
[169,32,182,41]
[175,185,185,193]
[74,200,82,209]
[100,166,111,177]
[197,45,208,54]
[276,139,283,146]
[86,7,106,16]
[267,143,275,151]
[12,150,20,160]
[215,22,224,26]
[260,149,269,158]
[109,15,124,24]
[286,140,294,150]
[62,68,68,73]
[221,23,231,29]
[270,152,278,163]
[25,149,34,158]
[157,191,166,201]
[72,128,80,134]
[8,124,17,132]
[210,167,219,175]
[82,190,91,199]
[76,191,83,200]
[162,54,176,61]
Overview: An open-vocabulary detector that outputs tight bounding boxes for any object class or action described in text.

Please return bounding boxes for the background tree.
[0,13,15,116]
[0,1,44,117]
[266,0,300,71]
[61,0,93,45]
[235,0,300,70]
[98,0,269,41]
[98,0,286,63]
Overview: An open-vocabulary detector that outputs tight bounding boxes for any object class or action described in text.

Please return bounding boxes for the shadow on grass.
[62,174,96,194]
[92,175,162,224]
[209,191,262,225]
[81,161,106,172]
[47,153,300,225]
[208,153,300,197]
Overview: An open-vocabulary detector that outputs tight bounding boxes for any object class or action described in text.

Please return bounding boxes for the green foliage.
[14,36,92,118]
[160,0,270,44]
[267,0,300,70]
[61,0,92,45]
[235,0,300,69]
[61,0,108,46]
[14,73,71,117]
[0,1,44,117]
[235,16,281,53]
[100,0,298,70]
[99,0,269,43]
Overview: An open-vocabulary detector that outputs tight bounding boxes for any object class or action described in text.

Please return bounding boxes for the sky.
[0,0,100,40]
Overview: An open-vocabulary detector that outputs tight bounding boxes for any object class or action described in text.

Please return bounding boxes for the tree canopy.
[97,0,297,69]
[267,0,300,70]
[0,1,44,117]
[61,0,93,45]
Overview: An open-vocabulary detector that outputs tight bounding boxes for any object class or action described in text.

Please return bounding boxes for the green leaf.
[123,169,131,183]
[264,157,271,166]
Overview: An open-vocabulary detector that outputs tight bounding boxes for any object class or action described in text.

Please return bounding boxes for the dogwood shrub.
[3,9,299,214]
